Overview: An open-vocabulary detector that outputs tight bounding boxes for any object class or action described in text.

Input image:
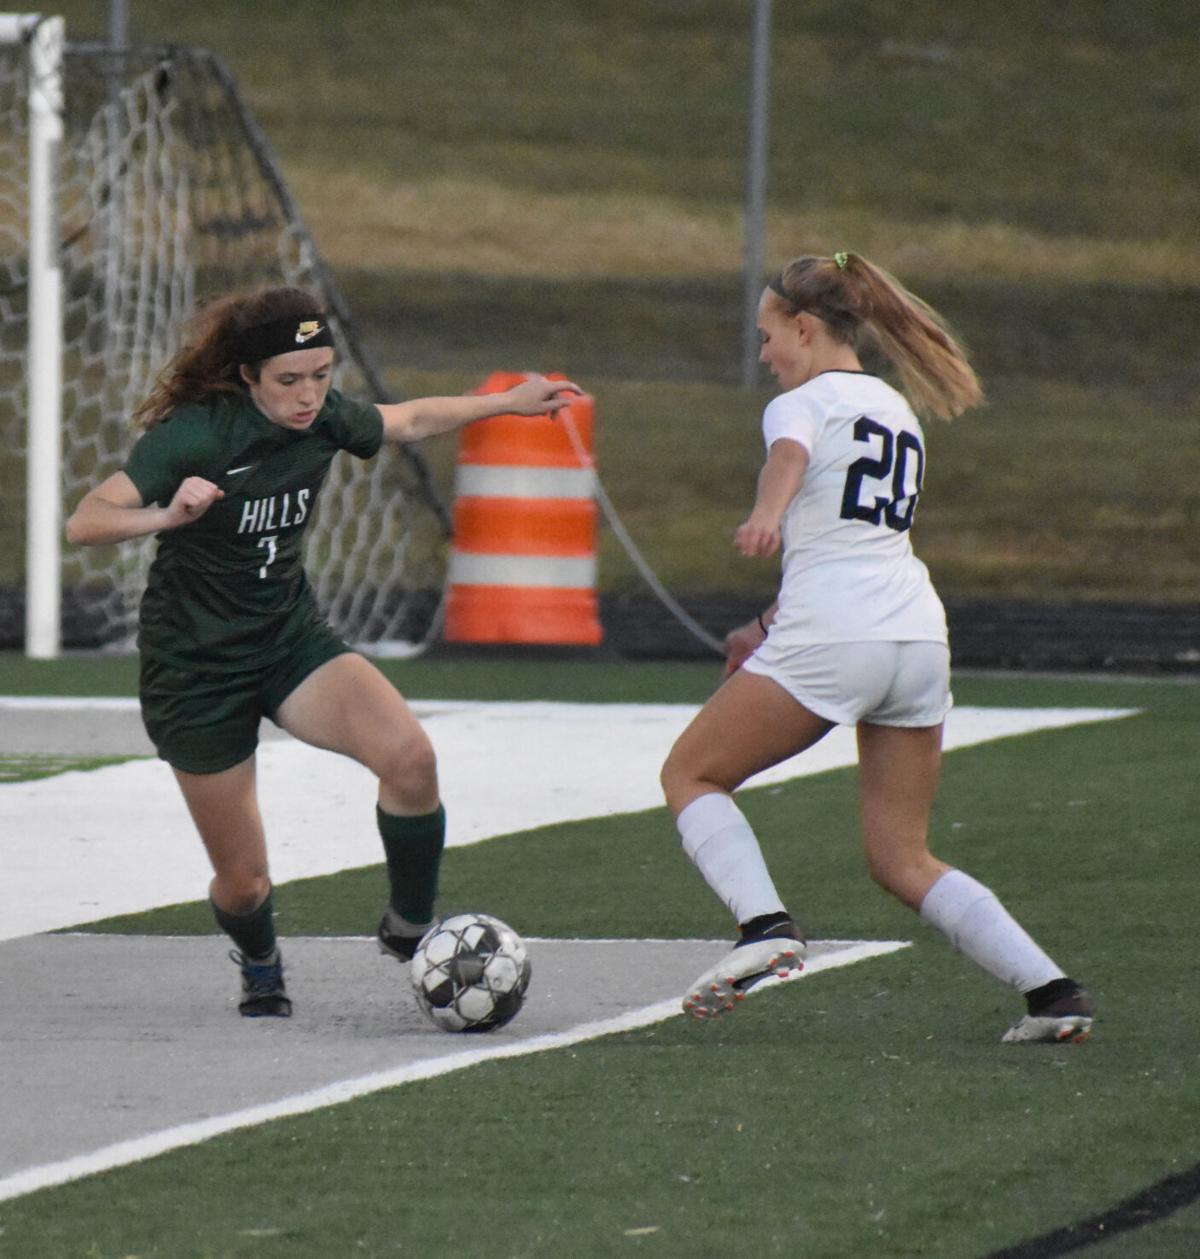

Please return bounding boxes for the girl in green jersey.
[67,286,580,1017]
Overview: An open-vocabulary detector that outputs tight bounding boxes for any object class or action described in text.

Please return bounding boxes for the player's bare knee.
[659,759,678,806]
[660,751,696,812]
[377,734,439,809]
[212,871,270,915]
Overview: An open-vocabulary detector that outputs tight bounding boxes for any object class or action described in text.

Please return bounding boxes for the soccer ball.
[410,912,532,1033]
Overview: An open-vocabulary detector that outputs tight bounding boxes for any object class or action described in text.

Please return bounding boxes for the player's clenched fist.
[733,518,781,557]
[166,476,224,526]
[722,619,766,677]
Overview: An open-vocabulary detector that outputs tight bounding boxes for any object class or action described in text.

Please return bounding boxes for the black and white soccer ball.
[410,912,532,1033]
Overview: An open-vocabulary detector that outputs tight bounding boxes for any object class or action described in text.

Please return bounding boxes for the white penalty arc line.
[0,939,908,1204]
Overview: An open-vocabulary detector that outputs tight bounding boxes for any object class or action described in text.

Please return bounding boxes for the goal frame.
[2,16,452,659]
[2,12,62,659]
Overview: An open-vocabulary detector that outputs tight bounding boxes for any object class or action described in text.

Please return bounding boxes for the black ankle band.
[738,911,794,938]
[1025,977,1080,1015]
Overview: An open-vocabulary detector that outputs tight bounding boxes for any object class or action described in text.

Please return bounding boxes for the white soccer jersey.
[760,370,947,645]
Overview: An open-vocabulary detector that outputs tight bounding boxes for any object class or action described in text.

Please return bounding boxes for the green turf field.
[1,4,1197,1251]
[1,659,1197,1257]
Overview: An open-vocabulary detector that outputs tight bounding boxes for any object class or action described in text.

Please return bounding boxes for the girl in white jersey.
[661,251,1093,1045]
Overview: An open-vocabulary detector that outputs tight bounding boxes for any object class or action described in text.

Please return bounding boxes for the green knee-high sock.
[378,803,445,925]
[211,888,278,961]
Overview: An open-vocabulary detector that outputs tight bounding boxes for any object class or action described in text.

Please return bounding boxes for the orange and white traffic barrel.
[443,371,603,645]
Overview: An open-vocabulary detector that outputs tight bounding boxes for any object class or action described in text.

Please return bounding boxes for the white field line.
[0,938,908,1204]
[0,700,1140,940]
[0,697,145,710]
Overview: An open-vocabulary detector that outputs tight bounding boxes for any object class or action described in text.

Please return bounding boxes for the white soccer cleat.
[682,937,806,1021]
[1001,1012,1094,1045]
[1001,982,1094,1044]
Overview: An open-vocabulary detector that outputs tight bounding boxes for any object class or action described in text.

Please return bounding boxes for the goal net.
[0,21,450,655]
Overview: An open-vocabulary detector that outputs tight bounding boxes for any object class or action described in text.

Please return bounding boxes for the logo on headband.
[295,320,324,344]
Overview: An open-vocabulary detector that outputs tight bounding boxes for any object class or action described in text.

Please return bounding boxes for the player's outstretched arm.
[733,438,808,558]
[66,471,223,546]
[377,374,582,443]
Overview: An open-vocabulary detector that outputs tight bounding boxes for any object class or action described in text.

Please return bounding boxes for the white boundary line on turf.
[0,939,908,1204]
[0,696,142,710]
[1,701,1140,940]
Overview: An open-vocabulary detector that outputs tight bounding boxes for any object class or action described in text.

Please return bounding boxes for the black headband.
[235,314,334,364]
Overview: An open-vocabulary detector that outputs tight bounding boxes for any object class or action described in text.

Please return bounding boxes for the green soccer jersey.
[124,388,384,671]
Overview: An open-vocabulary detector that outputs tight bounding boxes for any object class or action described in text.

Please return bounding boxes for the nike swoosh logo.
[225,464,257,476]
[295,325,323,344]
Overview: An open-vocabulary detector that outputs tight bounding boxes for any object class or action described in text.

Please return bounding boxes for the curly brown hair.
[132,286,326,429]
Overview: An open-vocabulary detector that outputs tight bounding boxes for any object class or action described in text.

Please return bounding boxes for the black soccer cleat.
[231,948,292,1018]
[377,910,434,963]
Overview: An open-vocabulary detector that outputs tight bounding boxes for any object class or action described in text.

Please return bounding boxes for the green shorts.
[139,622,351,775]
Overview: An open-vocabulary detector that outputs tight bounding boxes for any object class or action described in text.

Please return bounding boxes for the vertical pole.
[26,15,64,658]
[740,0,771,388]
[103,0,128,351]
[107,0,129,51]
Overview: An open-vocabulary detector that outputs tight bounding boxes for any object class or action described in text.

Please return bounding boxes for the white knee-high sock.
[676,792,787,925]
[919,869,1065,993]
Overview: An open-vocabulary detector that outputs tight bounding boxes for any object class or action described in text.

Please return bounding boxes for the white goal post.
[2,13,62,658]
[0,15,451,658]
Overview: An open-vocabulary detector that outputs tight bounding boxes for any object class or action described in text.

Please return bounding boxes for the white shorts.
[742,639,952,727]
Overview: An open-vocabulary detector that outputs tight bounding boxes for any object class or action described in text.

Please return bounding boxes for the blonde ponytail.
[770,253,983,421]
